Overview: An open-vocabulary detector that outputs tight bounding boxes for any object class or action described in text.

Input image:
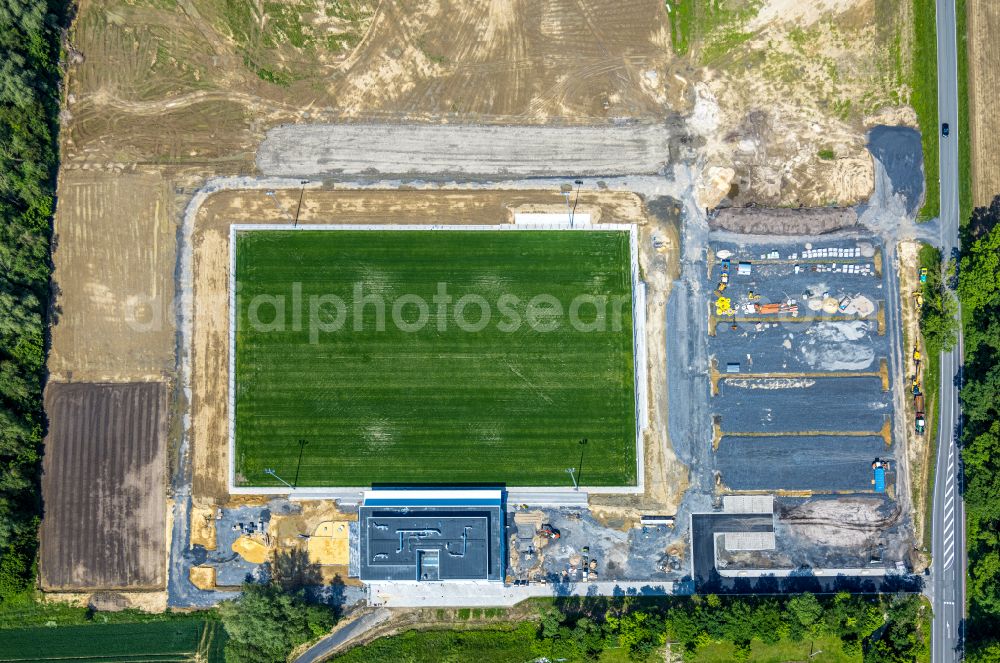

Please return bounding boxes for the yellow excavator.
[716,296,735,317]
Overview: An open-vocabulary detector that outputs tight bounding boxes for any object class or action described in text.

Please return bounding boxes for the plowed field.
[39,382,167,591]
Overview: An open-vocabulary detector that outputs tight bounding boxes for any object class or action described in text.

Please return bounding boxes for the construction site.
[660,221,928,588]
[43,163,929,611]
[708,239,894,494]
[33,0,939,628]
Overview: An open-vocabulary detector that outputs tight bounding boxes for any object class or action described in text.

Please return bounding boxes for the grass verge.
[332,623,539,663]
[918,243,943,553]
[693,635,858,662]
[918,596,933,663]
[911,0,940,220]
[921,342,940,555]
[0,592,216,630]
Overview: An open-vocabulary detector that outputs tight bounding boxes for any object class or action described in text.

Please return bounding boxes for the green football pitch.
[233,229,637,487]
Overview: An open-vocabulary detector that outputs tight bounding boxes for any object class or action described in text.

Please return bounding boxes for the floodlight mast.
[562,179,584,227]
[565,438,588,491]
[571,179,583,226]
[264,467,294,489]
[566,467,578,491]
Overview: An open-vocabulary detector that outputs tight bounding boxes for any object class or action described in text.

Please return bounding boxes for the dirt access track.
[188,187,686,516]
[40,382,168,591]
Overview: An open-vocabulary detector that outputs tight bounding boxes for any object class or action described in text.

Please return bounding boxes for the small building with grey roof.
[357,489,504,582]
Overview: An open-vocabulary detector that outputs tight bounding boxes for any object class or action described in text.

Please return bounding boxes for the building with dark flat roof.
[357,489,504,582]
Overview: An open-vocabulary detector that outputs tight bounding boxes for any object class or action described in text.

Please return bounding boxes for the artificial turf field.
[233,229,637,487]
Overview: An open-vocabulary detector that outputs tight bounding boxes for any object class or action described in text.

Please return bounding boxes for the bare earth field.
[898,241,931,565]
[40,382,168,591]
[60,0,912,209]
[49,171,176,382]
[62,0,678,170]
[968,0,1000,205]
[688,0,914,208]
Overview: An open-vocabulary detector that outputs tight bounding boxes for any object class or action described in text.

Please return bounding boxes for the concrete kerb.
[220,217,646,499]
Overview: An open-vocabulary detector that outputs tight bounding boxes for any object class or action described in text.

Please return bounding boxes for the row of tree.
[918,244,958,355]
[535,592,927,662]
[220,581,928,663]
[0,0,64,596]
[958,199,1000,659]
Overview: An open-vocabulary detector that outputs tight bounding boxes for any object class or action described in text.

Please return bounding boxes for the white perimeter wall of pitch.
[228,223,647,497]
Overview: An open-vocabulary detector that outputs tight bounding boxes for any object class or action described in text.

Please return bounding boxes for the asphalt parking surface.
[717,436,888,492]
[717,377,889,433]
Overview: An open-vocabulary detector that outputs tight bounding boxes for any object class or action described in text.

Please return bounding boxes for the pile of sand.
[307,521,350,566]
[232,536,269,564]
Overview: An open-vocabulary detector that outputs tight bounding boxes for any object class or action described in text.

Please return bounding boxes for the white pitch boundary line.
[228,222,237,497]
[227,222,646,497]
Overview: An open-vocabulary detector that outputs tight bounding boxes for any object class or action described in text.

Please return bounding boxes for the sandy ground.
[189,566,217,591]
[968,0,1000,205]
[62,0,678,170]
[190,506,218,550]
[269,500,361,585]
[49,170,177,382]
[690,0,911,208]
[190,188,658,502]
[42,590,168,612]
[591,214,689,517]
[60,0,913,212]
[898,241,931,560]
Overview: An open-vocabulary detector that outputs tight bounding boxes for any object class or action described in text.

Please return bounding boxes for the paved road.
[294,609,393,663]
[931,0,966,660]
